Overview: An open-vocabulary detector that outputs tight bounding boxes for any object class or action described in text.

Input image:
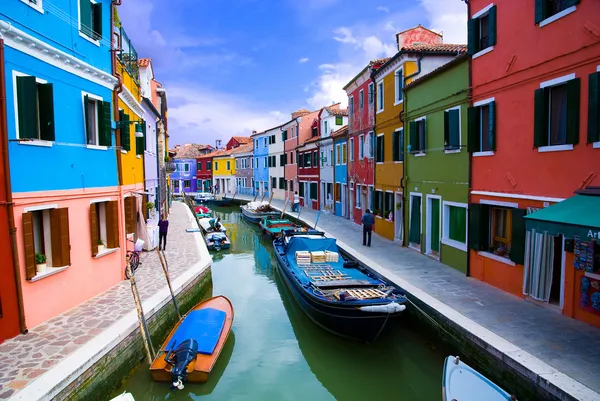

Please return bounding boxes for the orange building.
[467,0,600,327]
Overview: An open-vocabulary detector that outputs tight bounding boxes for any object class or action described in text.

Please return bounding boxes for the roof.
[231,143,254,156]
[209,148,234,158]
[138,58,151,67]
[304,135,321,145]
[324,107,348,117]
[524,194,600,237]
[343,58,391,90]
[332,125,348,139]
[172,144,213,159]
[374,44,467,79]
[231,136,252,144]
[404,54,469,90]
[396,24,442,38]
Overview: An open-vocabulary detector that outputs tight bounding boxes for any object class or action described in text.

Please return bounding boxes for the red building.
[467,0,600,328]
[196,151,217,192]
[297,135,321,210]
[283,110,312,200]
[343,58,389,225]
[226,136,251,150]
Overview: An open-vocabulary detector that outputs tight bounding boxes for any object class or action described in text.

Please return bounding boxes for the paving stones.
[0,202,203,400]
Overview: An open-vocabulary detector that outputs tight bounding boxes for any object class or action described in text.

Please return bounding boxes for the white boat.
[198,217,226,233]
[240,201,280,223]
[110,392,135,401]
[442,356,515,401]
[194,192,215,203]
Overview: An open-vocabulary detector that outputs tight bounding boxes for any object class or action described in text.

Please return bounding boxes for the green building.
[403,55,470,273]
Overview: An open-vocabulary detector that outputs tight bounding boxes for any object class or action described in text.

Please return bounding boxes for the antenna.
[215,139,222,149]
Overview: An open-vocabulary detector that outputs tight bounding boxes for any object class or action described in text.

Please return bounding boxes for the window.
[349,97,354,115]
[335,183,341,202]
[291,152,294,164]
[589,71,600,144]
[368,82,375,104]
[377,81,384,112]
[443,203,467,250]
[384,192,394,221]
[444,107,461,150]
[468,5,496,56]
[279,178,285,189]
[272,177,276,190]
[342,143,347,164]
[368,132,375,158]
[299,182,305,197]
[395,68,404,103]
[264,157,267,168]
[173,181,179,190]
[359,89,364,110]
[373,190,383,217]
[124,196,138,235]
[289,180,293,192]
[263,137,267,147]
[197,161,202,170]
[392,129,404,162]
[468,101,495,153]
[334,146,340,165]
[184,180,191,188]
[335,116,343,125]
[368,186,374,210]
[23,0,43,13]
[206,161,212,170]
[349,138,355,161]
[280,153,287,166]
[535,0,579,25]
[312,126,318,137]
[330,149,333,166]
[282,130,288,141]
[534,78,580,148]
[409,119,427,153]
[269,135,276,144]
[15,75,55,141]
[409,195,422,245]
[79,0,103,41]
[184,164,190,172]
[312,151,318,167]
[226,161,231,171]
[197,179,202,188]
[376,135,384,163]
[310,183,318,201]
[83,94,111,147]
[215,161,219,170]
[324,121,329,135]
[22,207,71,279]
[359,135,364,159]
[235,159,239,169]
[356,185,362,208]
[90,201,120,257]
[255,140,258,149]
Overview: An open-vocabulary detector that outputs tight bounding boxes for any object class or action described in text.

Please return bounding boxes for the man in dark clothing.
[158,214,169,251]
[361,209,374,246]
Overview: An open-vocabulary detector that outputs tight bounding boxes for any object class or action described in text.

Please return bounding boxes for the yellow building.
[212,149,236,196]
[372,26,464,241]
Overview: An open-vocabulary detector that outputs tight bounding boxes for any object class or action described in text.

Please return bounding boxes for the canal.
[116,205,453,401]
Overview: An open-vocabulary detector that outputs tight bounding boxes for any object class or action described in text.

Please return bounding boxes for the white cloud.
[376,6,390,13]
[418,0,467,43]
[299,57,310,63]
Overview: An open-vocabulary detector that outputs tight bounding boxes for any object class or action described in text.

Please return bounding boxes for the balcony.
[114,26,140,84]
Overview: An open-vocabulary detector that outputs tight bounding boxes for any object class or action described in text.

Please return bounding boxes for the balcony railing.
[114,26,140,84]
[237,186,255,196]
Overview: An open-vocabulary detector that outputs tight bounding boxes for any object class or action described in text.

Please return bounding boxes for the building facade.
[283,115,302,200]
[404,55,470,272]
[141,98,160,214]
[196,152,214,193]
[297,136,320,209]
[265,125,285,200]
[234,144,254,195]
[171,159,197,195]
[252,131,270,197]
[318,105,348,212]
[213,150,236,196]
[467,0,600,328]
[333,126,349,218]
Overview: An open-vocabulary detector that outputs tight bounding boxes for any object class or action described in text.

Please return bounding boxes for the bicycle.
[125,238,144,279]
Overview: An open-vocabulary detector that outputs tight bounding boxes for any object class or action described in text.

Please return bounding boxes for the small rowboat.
[150,296,234,388]
[206,232,231,251]
[198,217,226,234]
[241,202,280,223]
[195,205,211,219]
[258,217,298,238]
[442,355,516,401]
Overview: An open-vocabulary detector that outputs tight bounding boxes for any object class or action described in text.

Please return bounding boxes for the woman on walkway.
[293,191,300,212]
[158,214,169,251]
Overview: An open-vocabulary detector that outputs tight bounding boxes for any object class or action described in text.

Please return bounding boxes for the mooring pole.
[127,262,155,364]
[314,210,321,230]
[157,249,181,319]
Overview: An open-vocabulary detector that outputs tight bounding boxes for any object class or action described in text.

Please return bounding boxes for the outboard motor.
[165,338,199,390]
[213,236,223,251]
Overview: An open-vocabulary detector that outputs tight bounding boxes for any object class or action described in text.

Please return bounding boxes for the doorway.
[426,195,441,258]
[409,193,422,251]
[549,234,563,306]
[395,192,403,242]
[341,183,347,218]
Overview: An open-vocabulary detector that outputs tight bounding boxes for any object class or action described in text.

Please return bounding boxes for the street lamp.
[119,119,145,137]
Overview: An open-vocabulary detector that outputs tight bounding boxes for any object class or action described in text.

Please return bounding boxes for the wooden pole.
[268,191,274,205]
[260,191,266,202]
[157,249,181,319]
[253,189,258,202]
[281,198,288,219]
[127,261,155,364]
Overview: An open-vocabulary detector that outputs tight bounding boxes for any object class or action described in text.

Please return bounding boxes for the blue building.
[333,126,349,218]
[171,159,198,195]
[0,0,122,327]
[252,130,270,197]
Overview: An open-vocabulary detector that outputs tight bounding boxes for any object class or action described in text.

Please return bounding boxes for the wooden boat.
[273,230,407,342]
[258,216,298,238]
[195,205,211,219]
[194,192,214,204]
[205,231,231,251]
[241,202,280,223]
[198,217,226,234]
[150,296,234,387]
[206,194,231,206]
[442,356,515,401]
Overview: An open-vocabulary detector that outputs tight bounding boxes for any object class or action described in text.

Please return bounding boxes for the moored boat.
[241,201,280,223]
[273,230,407,342]
[258,216,299,238]
[198,217,226,234]
[195,205,211,219]
[205,231,231,251]
[194,192,215,204]
[206,194,231,206]
[150,296,234,387]
[442,356,515,401]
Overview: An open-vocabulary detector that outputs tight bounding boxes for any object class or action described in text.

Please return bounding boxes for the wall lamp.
[119,119,145,137]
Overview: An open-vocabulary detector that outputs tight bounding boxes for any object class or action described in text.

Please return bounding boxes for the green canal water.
[116,206,452,401]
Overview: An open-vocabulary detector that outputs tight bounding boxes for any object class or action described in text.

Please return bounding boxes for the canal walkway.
[0,201,210,400]
[233,194,600,400]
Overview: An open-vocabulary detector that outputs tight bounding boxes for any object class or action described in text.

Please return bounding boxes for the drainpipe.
[111,1,123,187]
[155,119,160,217]
[465,0,473,277]
[401,88,408,247]
[0,39,27,333]
[404,53,424,82]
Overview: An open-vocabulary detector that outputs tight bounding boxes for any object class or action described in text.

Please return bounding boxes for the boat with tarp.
[195,205,211,218]
[150,296,234,388]
[194,192,215,204]
[198,217,226,234]
[258,216,299,238]
[273,230,407,341]
[205,231,231,251]
[241,201,280,223]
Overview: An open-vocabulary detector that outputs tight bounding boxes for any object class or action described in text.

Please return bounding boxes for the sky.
[119,0,467,147]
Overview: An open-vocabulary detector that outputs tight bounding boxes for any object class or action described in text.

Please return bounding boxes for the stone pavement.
[234,194,600,395]
[0,201,201,400]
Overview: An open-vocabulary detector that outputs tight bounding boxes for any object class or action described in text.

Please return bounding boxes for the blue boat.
[442,356,516,401]
[273,230,407,342]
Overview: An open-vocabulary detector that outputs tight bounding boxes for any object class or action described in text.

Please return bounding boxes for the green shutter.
[409,196,421,244]
[79,0,92,37]
[120,111,131,152]
[488,6,497,46]
[467,18,479,55]
[563,0,580,8]
[420,119,427,151]
[136,120,145,156]
[38,83,55,141]
[566,78,580,145]
[534,0,547,24]
[468,203,489,251]
[92,2,102,40]
[467,106,480,153]
[16,76,38,139]
[99,101,111,146]
[399,129,404,161]
[392,131,398,161]
[488,101,496,151]
[449,109,460,149]
[509,208,527,265]
[533,88,549,148]
[409,121,417,153]
[380,135,385,161]
[588,72,600,143]
[444,111,449,148]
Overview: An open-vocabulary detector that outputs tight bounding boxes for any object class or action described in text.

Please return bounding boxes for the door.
[549,235,563,306]
[341,184,346,218]
[349,187,354,216]
[395,193,403,241]
[429,198,440,257]
[409,195,421,250]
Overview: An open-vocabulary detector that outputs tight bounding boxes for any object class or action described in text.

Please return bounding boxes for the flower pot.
[36,263,47,274]
[98,245,106,253]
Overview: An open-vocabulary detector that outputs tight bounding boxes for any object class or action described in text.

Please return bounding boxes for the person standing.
[293,191,300,213]
[158,214,169,251]
[361,209,374,247]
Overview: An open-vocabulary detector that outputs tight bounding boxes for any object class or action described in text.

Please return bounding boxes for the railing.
[114,26,140,84]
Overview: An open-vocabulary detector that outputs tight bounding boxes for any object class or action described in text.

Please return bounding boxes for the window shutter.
[409,121,417,152]
[467,18,479,55]
[392,131,399,161]
[409,197,421,244]
[468,203,489,251]
[444,111,450,148]
[136,121,145,156]
[79,0,92,36]
[92,2,102,39]
[90,204,99,256]
[120,111,131,151]
[419,119,427,152]
[380,135,385,162]
[142,194,148,220]
[16,76,38,139]
[534,0,547,24]
[399,129,404,161]
[50,208,71,267]
[488,6,497,46]
[106,200,119,249]
[84,95,91,143]
[488,101,496,151]
[467,106,480,152]
[38,83,55,141]
[588,72,600,143]
[450,109,461,149]
[563,0,580,8]
[510,208,527,265]
[22,212,36,280]
[533,88,549,148]
[99,101,112,146]
[125,196,135,234]
[566,78,580,145]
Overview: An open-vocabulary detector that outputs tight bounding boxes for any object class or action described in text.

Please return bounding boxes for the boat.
[258,216,299,238]
[110,393,135,401]
[273,230,407,342]
[241,201,280,223]
[198,217,226,234]
[206,194,231,206]
[194,192,215,204]
[195,205,211,218]
[442,356,516,401]
[205,231,231,251]
[150,296,234,388]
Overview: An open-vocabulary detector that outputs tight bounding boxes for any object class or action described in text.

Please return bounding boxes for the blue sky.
[119,0,467,146]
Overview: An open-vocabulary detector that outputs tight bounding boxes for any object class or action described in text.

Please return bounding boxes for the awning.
[524,194,600,238]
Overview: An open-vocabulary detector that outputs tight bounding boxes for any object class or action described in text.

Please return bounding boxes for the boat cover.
[166,308,227,355]
[286,237,338,255]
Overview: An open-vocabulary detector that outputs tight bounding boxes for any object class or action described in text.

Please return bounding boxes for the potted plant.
[97,239,106,253]
[35,252,47,273]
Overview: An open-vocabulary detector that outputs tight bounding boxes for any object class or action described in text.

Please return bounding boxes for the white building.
[318,105,348,212]
[266,125,286,200]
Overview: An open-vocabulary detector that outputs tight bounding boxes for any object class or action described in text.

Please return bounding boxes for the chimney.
[252,130,257,135]
[291,109,311,119]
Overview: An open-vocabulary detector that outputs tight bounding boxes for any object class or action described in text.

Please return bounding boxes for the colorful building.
[196,152,215,193]
[234,143,254,195]
[287,109,321,200]
[282,113,303,200]
[297,136,320,209]
[344,58,389,226]
[213,149,236,196]
[404,55,470,272]
[252,130,270,197]
[140,98,160,216]
[265,125,285,200]
[171,159,197,195]
[467,0,600,328]
[332,126,349,218]
[0,0,123,328]
[226,136,251,150]
[373,26,465,241]
[318,105,348,212]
